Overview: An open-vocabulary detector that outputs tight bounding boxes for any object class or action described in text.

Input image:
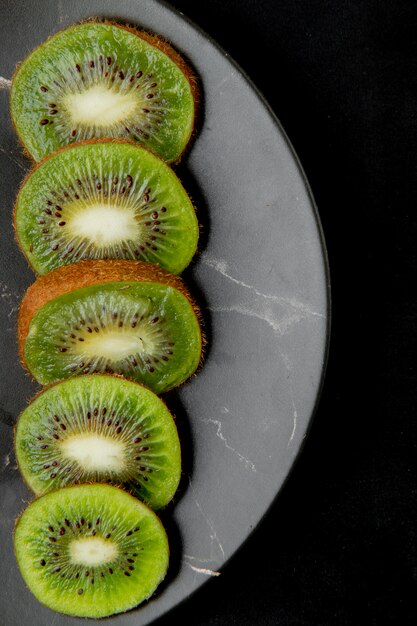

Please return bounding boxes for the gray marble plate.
[0,0,330,624]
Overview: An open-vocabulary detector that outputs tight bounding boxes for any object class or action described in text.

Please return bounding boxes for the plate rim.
[139,0,332,615]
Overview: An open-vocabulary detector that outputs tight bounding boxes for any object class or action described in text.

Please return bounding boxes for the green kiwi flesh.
[23,279,201,393]
[15,141,199,275]
[10,22,196,163]
[15,375,181,509]
[14,484,169,618]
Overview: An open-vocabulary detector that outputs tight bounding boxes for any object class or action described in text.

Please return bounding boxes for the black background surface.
[153,1,416,625]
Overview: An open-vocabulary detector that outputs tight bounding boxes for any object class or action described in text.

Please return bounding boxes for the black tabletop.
[152,2,415,625]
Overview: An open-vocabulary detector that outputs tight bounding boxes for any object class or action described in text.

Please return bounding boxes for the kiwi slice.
[19,260,202,393]
[15,375,181,509]
[10,22,197,163]
[14,140,199,275]
[14,484,169,618]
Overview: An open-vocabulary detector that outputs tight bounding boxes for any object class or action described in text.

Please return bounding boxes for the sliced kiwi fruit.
[14,484,169,618]
[15,375,181,509]
[10,21,197,163]
[14,140,199,275]
[19,260,202,393]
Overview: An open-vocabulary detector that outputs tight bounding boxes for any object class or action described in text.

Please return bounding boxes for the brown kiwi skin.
[13,372,180,500]
[10,19,200,164]
[18,259,205,374]
[12,138,200,275]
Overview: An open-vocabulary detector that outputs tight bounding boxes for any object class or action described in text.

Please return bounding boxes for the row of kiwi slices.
[10,20,204,618]
[13,375,179,618]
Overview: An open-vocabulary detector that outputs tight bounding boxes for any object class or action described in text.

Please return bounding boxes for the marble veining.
[203,255,325,341]
[198,416,257,472]
[187,476,225,564]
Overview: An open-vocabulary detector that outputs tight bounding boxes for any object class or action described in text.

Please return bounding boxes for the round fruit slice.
[10,21,198,163]
[15,140,199,275]
[14,484,169,618]
[15,375,181,509]
[18,260,202,393]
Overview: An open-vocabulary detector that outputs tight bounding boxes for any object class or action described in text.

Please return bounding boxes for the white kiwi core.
[66,203,140,246]
[65,85,139,127]
[70,536,119,566]
[59,434,126,471]
[74,329,154,361]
